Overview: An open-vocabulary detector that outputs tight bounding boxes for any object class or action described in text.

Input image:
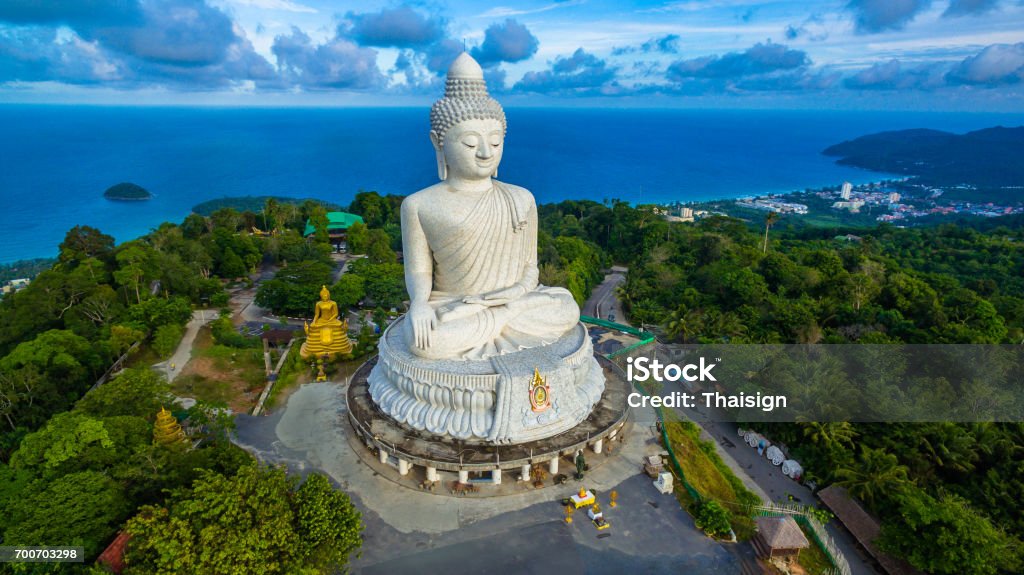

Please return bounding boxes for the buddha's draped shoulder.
[431,181,536,296]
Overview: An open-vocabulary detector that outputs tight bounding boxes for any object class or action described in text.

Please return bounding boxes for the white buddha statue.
[401,52,579,360]
[367,53,604,444]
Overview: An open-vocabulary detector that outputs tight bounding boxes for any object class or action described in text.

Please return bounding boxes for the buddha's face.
[440,119,504,181]
[320,292,329,302]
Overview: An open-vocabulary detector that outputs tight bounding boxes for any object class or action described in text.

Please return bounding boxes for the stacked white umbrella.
[781,459,803,479]
[744,431,763,447]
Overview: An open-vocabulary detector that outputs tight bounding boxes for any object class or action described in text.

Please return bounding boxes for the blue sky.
[1,0,1023,110]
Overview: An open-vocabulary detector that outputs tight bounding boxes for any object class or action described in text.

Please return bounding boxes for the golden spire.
[153,406,186,446]
[531,367,545,387]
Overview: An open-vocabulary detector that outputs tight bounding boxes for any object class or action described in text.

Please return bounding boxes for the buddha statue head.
[320,285,330,301]
[429,53,507,182]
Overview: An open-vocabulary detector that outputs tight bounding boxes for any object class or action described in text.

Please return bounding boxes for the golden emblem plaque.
[529,368,551,412]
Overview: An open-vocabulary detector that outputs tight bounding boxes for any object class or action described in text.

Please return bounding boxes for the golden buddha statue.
[300,285,353,359]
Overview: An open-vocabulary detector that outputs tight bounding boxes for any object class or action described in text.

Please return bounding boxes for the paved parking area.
[233,381,755,574]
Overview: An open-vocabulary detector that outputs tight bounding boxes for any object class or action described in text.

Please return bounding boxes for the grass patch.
[171,327,266,412]
[194,328,265,387]
[661,409,760,540]
[264,342,366,410]
[264,341,309,410]
[124,344,160,369]
[172,373,236,405]
[793,521,836,575]
[731,515,757,542]
[662,411,760,506]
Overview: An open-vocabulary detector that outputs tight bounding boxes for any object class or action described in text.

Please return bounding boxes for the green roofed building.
[303,212,365,248]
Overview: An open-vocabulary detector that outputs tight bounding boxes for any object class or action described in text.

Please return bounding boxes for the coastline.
[1,106,1019,264]
[4,169,1014,264]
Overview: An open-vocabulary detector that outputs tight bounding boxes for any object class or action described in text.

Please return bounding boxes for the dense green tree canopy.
[346,259,405,310]
[125,465,362,575]
[255,261,334,316]
[59,225,115,267]
[2,470,130,557]
[331,274,366,310]
[75,368,175,419]
[880,488,1020,575]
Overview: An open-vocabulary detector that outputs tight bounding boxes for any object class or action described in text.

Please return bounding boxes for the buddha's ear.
[429,131,447,181]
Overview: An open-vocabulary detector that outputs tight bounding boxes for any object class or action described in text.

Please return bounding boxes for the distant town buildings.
[661,204,712,223]
[736,198,808,214]
[2,278,30,295]
[832,200,865,212]
[666,177,1022,227]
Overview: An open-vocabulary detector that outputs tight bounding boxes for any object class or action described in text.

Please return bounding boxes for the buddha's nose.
[477,142,494,159]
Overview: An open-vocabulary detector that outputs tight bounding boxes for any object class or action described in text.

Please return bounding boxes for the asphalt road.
[582,267,628,325]
[358,475,750,575]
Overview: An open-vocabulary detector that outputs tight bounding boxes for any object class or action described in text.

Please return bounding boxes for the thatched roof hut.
[753,516,810,559]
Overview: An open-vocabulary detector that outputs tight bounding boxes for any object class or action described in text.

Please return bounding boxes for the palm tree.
[664,307,704,343]
[762,211,778,254]
[263,197,279,232]
[795,321,823,344]
[276,202,299,230]
[835,446,911,510]
[614,285,631,311]
[800,422,857,453]
[705,310,747,341]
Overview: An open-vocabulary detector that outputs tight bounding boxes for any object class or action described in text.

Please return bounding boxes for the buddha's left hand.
[462,294,511,307]
[463,284,526,306]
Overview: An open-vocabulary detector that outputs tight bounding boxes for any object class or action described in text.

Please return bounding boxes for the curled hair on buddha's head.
[429,53,507,147]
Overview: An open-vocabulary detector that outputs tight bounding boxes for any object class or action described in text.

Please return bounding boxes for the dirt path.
[153,309,219,382]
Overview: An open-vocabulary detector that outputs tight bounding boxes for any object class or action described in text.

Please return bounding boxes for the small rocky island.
[104,182,152,201]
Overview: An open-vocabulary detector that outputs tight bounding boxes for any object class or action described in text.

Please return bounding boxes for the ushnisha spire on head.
[429,52,507,147]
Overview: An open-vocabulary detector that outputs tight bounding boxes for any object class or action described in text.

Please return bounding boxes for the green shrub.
[694,500,732,538]
[210,317,259,349]
[153,323,184,359]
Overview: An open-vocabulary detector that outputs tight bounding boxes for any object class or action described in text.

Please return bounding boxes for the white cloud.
[226,0,317,14]
[476,1,585,19]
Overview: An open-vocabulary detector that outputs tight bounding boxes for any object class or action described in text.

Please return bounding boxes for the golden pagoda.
[153,407,186,446]
[300,285,353,359]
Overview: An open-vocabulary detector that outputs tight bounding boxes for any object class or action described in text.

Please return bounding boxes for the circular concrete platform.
[346,354,630,488]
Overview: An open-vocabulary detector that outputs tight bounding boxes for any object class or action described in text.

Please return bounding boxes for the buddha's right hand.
[409,303,437,350]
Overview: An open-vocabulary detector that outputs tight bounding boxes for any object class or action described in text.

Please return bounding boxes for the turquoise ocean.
[0,106,1020,263]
